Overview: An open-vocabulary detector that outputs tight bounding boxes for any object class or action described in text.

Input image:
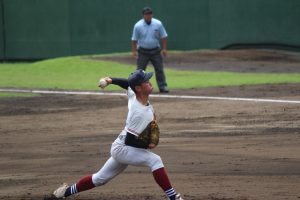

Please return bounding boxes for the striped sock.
[152,168,177,200]
[64,175,95,197]
[64,184,78,197]
[165,188,177,200]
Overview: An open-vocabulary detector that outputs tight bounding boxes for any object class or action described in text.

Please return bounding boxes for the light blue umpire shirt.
[132,18,168,49]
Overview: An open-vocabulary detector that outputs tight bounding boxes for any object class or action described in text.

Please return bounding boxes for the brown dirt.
[1,50,300,200]
[92,49,300,73]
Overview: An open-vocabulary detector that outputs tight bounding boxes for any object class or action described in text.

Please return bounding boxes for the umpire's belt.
[138,47,160,55]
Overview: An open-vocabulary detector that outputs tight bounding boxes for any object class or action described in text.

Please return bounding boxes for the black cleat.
[159,88,169,93]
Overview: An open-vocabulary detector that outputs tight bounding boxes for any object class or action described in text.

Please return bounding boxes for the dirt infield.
[1,50,300,200]
[95,49,300,73]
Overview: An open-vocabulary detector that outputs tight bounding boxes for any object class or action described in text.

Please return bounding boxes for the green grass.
[0,55,300,91]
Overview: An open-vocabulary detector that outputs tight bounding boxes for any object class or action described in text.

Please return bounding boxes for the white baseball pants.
[92,142,164,186]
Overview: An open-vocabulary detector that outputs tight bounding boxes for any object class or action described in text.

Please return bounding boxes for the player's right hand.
[98,77,112,89]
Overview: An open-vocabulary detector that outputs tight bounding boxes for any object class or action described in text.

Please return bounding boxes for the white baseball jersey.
[92,87,164,186]
[114,87,154,144]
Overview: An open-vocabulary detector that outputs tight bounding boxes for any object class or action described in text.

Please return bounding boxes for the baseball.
[99,78,107,88]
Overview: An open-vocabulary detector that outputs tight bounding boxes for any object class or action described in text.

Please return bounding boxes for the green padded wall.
[69,0,137,55]
[67,0,211,54]
[160,0,210,50]
[0,0,4,59]
[3,0,70,59]
[210,0,300,48]
[1,0,300,59]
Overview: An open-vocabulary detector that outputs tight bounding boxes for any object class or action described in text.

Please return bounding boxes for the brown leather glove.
[138,121,160,148]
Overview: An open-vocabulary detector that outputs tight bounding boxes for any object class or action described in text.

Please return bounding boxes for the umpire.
[131,7,169,93]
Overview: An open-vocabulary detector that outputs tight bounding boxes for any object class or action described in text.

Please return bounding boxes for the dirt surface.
[94,49,300,73]
[1,50,300,200]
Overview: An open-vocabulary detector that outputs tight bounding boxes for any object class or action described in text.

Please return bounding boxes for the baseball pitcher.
[52,69,183,200]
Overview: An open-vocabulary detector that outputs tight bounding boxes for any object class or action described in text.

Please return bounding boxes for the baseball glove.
[138,120,160,147]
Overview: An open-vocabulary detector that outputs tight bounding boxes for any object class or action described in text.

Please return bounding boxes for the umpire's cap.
[142,6,153,15]
[128,69,153,91]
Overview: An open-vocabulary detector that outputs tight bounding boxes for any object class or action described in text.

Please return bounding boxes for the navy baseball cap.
[128,69,153,91]
[142,7,153,15]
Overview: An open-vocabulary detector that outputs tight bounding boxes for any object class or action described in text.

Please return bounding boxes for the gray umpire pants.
[137,47,168,90]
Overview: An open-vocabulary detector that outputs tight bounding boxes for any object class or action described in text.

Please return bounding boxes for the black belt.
[124,132,148,149]
[139,47,160,51]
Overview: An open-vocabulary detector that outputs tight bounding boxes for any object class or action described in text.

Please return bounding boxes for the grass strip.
[0,56,299,91]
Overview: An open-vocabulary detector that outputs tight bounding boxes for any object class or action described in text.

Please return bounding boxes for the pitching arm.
[98,77,129,90]
[111,78,129,89]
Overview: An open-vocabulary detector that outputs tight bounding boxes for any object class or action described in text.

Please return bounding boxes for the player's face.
[140,81,153,94]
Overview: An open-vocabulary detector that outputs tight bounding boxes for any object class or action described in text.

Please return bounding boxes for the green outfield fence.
[0,0,300,60]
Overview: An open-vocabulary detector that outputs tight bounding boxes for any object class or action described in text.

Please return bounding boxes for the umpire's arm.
[161,37,167,57]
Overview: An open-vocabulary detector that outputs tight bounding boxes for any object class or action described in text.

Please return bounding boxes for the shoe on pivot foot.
[176,193,184,200]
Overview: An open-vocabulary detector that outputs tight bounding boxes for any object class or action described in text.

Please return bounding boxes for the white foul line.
[0,88,300,104]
